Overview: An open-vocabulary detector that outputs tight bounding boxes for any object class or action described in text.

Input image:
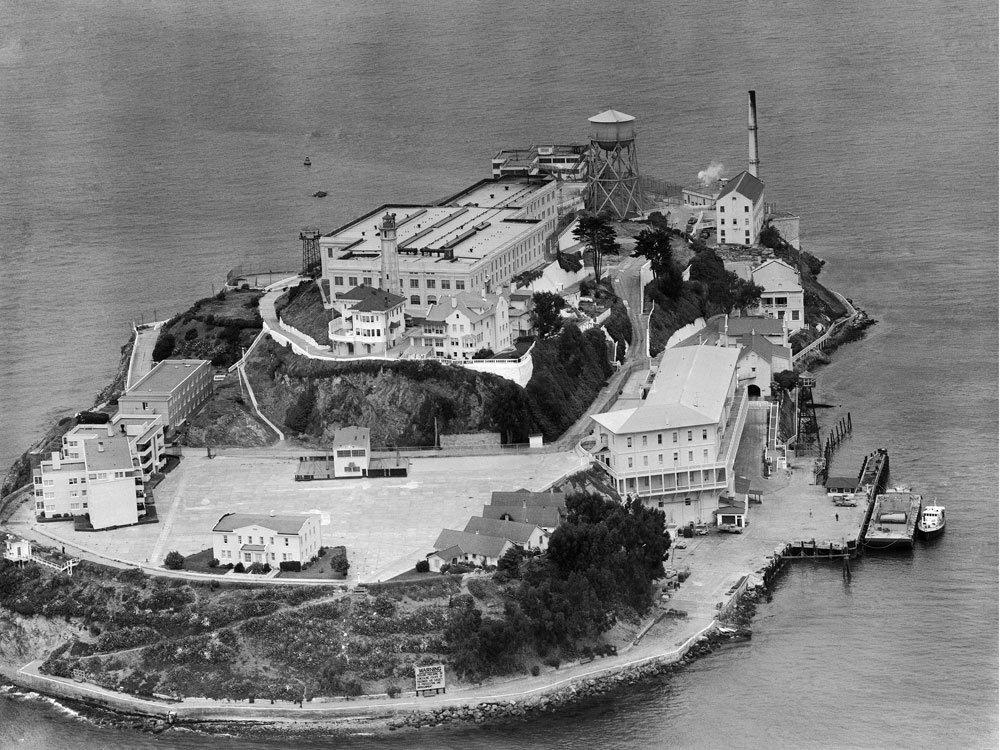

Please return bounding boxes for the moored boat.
[917,503,946,539]
[864,485,921,550]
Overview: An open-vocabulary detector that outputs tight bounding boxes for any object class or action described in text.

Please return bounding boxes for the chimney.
[748,90,760,178]
[97,441,105,452]
[107,425,114,437]
[269,509,276,517]
[451,297,458,309]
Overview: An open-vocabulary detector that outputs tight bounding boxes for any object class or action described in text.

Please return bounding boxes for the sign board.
[414,664,446,695]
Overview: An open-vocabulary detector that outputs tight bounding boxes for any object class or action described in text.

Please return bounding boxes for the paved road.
[127,322,164,388]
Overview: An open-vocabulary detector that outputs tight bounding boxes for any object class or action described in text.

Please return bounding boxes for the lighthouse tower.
[379,212,401,295]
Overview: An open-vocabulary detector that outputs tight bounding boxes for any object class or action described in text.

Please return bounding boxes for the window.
[410,278,420,289]
[427,296,436,305]
[688,451,693,461]
[763,297,773,306]
[244,553,251,562]
[703,449,709,460]
[685,499,692,506]
[270,537,274,545]
[673,452,679,463]
[744,205,750,212]
[223,535,228,543]
[455,280,465,290]
[775,297,788,306]
[791,310,800,320]
[284,538,289,546]
[672,432,678,443]
[271,552,275,560]
[410,295,421,305]
[719,205,725,213]
[657,433,662,444]
[702,429,708,440]
[238,536,242,544]
[626,437,632,448]
[348,276,358,286]
[627,457,633,468]
[642,435,647,446]
[141,402,148,410]
[363,277,372,286]
[643,456,648,466]
[441,280,451,290]
[68,477,77,485]
[259,536,264,544]
[658,454,663,464]
[334,276,344,286]
[426,279,436,289]
[687,431,692,442]
[720,218,726,225]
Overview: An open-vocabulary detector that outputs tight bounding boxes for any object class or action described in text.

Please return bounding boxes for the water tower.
[586,109,644,219]
[300,228,322,276]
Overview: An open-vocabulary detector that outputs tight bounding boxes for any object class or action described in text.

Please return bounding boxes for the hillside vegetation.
[152,289,263,368]
[274,281,332,346]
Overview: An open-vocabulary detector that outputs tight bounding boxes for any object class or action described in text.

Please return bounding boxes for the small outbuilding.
[713,498,748,528]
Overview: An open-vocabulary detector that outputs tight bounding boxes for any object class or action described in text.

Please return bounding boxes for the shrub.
[152,333,175,362]
[386,684,401,699]
[163,551,185,570]
[234,562,246,573]
[415,560,430,574]
[279,560,302,573]
[184,327,199,341]
[531,665,540,676]
[208,558,219,568]
[248,562,267,575]
[330,551,350,575]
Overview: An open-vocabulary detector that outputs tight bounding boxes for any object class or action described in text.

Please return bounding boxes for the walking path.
[127,321,166,388]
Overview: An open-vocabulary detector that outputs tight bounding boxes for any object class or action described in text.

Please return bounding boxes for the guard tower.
[379,212,402,296]
[300,228,322,277]
[586,109,644,219]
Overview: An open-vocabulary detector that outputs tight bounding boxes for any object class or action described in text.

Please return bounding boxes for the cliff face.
[0,611,76,676]
[245,339,529,448]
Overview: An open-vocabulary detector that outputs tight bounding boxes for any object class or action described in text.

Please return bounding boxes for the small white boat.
[917,504,946,539]
[303,156,312,166]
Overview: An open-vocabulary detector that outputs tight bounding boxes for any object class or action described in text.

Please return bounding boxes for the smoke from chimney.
[697,161,725,186]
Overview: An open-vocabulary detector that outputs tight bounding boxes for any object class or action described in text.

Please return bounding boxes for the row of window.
[625,429,708,448]
[718,204,751,213]
[762,297,789,306]
[626,450,711,468]
[218,549,294,562]
[719,218,750,226]
[331,275,467,292]
[222,534,291,546]
[335,449,367,457]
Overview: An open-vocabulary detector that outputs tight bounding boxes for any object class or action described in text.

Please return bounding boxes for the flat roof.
[126,359,209,396]
[82,436,135,472]
[323,205,538,268]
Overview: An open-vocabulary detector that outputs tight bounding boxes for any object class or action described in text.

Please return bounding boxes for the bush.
[531,664,540,676]
[234,562,246,574]
[330,551,350,575]
[184,327,199,341]
[163,551,185,570]
[386,684,402,699]
[279,560,302,573]
[152,333,176,362]
[543,655,561,669]
[415,559,430,574]
[208,558,219,568]
[248,562,267,575]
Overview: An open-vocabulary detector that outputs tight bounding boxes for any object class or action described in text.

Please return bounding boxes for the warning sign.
[414,664,446,695]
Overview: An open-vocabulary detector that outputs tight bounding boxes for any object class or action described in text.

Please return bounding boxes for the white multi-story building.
[330,426,370,478]
[748,259,805,333]
[118,359,213,430]
[590,346,748,525]
[320,177,563,315]
[62,414,166,483]
[491,144,589,180]
[411,291,512,360]
[328,286,407,357]
[34,431,148,530]
[212,513,322,567]
[3,534,32,563]
[716,171,765,247]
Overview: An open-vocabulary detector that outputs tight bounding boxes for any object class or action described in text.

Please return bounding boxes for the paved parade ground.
[17,448,588,582]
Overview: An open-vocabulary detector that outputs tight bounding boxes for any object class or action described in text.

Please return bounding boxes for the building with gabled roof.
[328,286,407,356]
[590,345,748,524]
[716,170,765,247]
[411,291,512,360]
[428,529,513,572]
[212,512,321,568]
[481,504,561,532]
[464,516,548,551]
[490,489,566,509]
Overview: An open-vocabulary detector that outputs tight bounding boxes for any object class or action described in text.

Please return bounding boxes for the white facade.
[3,535,32,562]
[212,513,322,567]
[321,177,562,315]
[328,287,407,356]
[716,171,765,247]
[591,346,748,524]
[118,359,213,430]
[414,292,512,360]
[34,433,147,529]
[63,414,165,483]
[331,426,370,477]
[747,259,805,333]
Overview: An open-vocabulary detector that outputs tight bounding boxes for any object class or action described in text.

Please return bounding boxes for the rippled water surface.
[1,1,996,748]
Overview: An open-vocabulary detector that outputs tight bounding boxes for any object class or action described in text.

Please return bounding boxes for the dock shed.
[824,476,857,495]
[713,499,748,528]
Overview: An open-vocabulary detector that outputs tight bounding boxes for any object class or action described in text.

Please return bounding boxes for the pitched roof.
[592,346,739,433]
[824,476,858,490]
[481,504,561,528]
[340,285,405,312]
[464,516,540,544]
[745,332,791,362]
[424,292,504,324]
[428,544,464,562]
[489,490,566,509]
[432,529,511,559]
[213,513,317,535]
[588,109,635,124]
[717,171,764,204]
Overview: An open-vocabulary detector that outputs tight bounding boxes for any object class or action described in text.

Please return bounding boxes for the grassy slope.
[274,281,331,346]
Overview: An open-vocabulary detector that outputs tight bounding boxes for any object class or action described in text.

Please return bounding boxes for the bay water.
[1,1,996,747]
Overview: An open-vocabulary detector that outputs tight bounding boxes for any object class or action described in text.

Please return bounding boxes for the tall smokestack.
[748,90,760,178]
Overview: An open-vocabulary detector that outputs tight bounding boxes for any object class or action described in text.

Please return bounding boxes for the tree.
[573,212,619,284]
[163,551,185,570]
[152,333,175,362]
[773,370,799,392]
[633,227,684,298]
[759,224,783,249]
[415,559,430,573]
[531,292,565,339]
[331,551,350,575]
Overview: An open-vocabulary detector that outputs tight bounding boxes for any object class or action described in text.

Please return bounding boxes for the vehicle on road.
[673,539,688,549]
[718,524,743,534]
[694,523,709,535]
